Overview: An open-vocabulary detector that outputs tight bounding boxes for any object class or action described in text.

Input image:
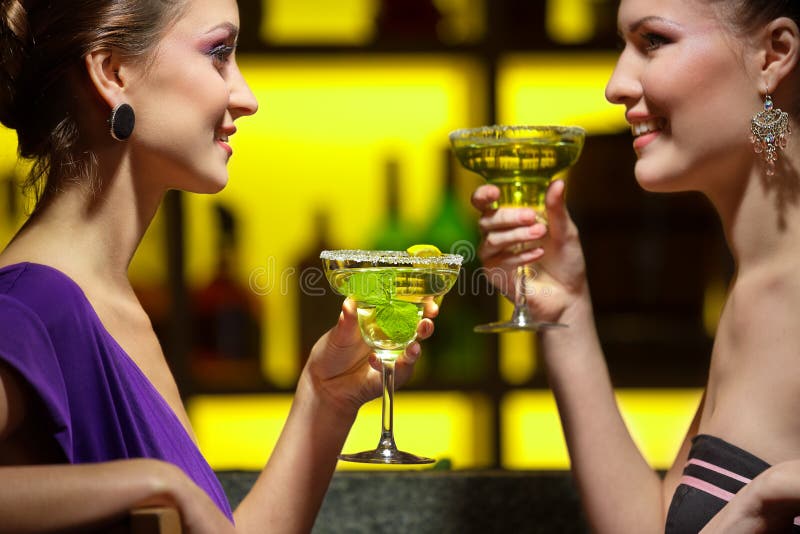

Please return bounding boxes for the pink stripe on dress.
[679,475,734,502]
[682,456,800,526]
[687,458,753,484]
[681,473,800,527]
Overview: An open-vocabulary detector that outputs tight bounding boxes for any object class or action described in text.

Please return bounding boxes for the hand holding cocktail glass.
[449,125,585,332]
[320,249,463,464]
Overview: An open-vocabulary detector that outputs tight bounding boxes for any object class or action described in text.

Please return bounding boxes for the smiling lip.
[216,137,233,157]
[629,118,664,151]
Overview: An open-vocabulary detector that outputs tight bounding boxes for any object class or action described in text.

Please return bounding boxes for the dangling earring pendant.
[750,94,791,176]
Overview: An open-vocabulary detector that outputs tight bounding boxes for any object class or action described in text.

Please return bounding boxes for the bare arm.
[0,363,234,534]
[232,376,353,534]
[540,302,702,533]
[233,299,430,534]
[0,460,232,534]
[473,181,701,533]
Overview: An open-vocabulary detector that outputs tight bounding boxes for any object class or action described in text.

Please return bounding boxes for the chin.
[633,160,681,193]
[633,148,705,194]
[178,169,230,194]
[196,179,228,195]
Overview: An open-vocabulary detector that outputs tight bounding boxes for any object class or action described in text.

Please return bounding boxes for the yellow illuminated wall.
[0,51,707,473]
[0,128,27,240]
[502,389,703,470]
[498,52,625,134]
[190,388,701,471]
[495,52,626,385]
[0,128,20,178]
[547,0,597,44]
[262,0,379,45]
[186,53,626,391]
[262,0,486,46]
[186,55,485,388]
[261,0,597,48]
[189,391,493,470]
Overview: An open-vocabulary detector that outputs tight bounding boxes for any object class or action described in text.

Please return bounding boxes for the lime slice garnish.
[406,244,442,257]
[407,244,446,306]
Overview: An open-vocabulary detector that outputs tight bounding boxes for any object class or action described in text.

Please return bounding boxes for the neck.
[3,152,165,289]
[710,145,800,275]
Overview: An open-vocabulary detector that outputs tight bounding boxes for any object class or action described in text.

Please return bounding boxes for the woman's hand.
[145,460,236,534]
[301,299,435,418]
[472,180,588,325]
[700,461,800,534]
[0,459,235,534]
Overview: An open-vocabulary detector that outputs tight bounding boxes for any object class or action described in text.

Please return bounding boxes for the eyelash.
[209,43,235,67]
[641,32,669,51]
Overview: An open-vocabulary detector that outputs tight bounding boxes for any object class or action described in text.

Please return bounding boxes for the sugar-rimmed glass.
[449,125,585,332]
[321,249,462,464]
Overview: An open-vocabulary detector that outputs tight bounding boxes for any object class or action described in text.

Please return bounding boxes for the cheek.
[174,76,229,118]
[151,59,230,117]
[650,54,752,147]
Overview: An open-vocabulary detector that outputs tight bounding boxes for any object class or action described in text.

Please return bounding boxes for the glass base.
[474,318,567,333]
[338,448,435,465]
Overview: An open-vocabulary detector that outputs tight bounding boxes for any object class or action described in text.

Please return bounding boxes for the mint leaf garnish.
[375,300,420,341]
[344,271,420,343]
[344,272,390,305]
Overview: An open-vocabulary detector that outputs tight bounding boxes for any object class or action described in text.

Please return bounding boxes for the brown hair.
[712,0,800,32]
[0,0,185,206]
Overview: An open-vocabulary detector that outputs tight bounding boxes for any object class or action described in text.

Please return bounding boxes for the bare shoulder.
[703,269,800,461]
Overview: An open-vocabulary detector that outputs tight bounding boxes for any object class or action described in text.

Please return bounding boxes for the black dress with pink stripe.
[665,434,800,533]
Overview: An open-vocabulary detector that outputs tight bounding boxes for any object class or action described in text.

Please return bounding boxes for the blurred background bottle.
[189,203,266,392]
[414,149,495,387]
[372,158,421,251]
[297,209,345,371]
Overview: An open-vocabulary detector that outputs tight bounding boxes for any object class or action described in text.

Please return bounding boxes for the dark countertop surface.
[218,469,588,533]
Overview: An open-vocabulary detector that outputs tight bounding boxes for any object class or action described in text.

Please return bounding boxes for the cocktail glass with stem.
[320,249,463,464]
[449,125,585,332]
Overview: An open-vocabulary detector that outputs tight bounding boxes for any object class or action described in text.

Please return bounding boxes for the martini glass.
[320,249,463,464]
[449,125,585,332]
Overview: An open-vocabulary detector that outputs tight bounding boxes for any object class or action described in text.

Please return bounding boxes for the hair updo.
[0,0,185,206]
[711,0,800,33]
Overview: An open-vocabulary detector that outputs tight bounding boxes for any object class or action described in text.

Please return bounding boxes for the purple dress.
[0,262,233,521]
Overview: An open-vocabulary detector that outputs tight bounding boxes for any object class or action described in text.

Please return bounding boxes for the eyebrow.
[623,15,682,34]
[206,22,240,40]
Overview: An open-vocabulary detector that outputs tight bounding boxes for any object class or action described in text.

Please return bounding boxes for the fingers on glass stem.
[405,342,421,363]
[496,246,543,268]
[417,318,434,338]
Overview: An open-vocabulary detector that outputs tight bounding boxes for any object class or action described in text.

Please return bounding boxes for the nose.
[604,49,641,106]
[229,65,259,119]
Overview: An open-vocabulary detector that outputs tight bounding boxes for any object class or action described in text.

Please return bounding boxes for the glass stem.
[377,352,399,452]
[499,181,546,327]
[511,264,536,326]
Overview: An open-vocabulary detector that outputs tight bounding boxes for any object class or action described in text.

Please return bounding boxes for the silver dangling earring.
[750,91,791,176]
[109,103,135,141]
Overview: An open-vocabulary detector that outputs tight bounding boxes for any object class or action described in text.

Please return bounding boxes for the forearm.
[234,373,355,534]
[0,459,184,533]
[540,296,665,533]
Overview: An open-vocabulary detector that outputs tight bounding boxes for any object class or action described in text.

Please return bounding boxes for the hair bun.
[0,0,31,129]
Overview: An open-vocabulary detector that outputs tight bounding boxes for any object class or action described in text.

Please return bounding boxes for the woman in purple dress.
[474,0,800,532]
[0,0,432,532]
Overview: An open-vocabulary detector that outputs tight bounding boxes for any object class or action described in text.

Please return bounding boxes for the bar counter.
[218,469,588,533]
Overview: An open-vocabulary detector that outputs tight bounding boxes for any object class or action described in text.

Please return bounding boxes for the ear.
[84,48,127,110]
[758,17,800,93]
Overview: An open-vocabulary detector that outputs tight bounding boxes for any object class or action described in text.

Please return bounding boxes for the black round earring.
[109,103,135,141]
